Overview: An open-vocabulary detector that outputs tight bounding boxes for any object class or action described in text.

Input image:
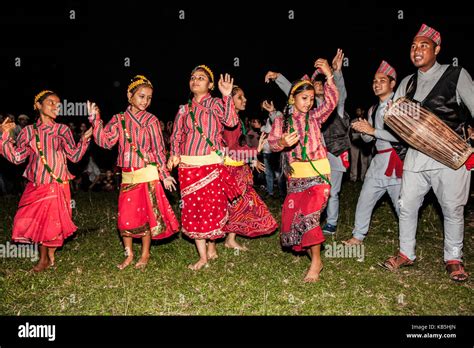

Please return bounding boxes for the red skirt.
[12,182,76,247]
[179,163,241,240]
[281,176,330,252]
[118,180,179,239]
[222,165,277,237]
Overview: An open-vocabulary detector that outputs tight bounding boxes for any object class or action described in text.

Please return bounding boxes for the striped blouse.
[268,82,339,162]
[171,93,238,156]
[0,120,90,184]
[92,107,169,178]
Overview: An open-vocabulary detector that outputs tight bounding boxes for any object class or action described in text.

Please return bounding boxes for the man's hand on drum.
[351,118,375,136]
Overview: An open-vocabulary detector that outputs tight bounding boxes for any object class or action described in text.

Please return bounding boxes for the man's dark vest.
[371,101,408,160]
[406,65,471,136]
[321,109,351,157]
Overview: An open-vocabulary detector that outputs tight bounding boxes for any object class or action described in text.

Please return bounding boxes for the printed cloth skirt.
[118,179,179,239]
[12,182,76,247]
[179,163,241,240]
[280,176,330,252]
[222,165,277,237]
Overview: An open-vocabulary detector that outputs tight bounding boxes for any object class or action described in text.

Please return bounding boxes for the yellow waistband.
[121,166,159,184]
[180,152,223,166]
[224,156,245,167]
[290,159,331,178]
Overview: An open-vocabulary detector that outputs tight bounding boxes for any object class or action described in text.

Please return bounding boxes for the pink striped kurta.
[268,82,339,162]
[0,120,90,183]
[92,107,170,179]
[0,119,90,247]
[171,93,238,156]
[92,106,179,239]
[268,82,338,252]
[171,93,240,239]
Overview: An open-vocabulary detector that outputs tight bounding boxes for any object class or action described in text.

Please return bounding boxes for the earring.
[288,95,295,105]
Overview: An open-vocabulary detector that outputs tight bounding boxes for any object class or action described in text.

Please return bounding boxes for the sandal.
[379,252,414,271]
[445,261,469,282]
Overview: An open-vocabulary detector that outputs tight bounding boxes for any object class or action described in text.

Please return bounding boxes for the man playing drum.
[380,24,474,282]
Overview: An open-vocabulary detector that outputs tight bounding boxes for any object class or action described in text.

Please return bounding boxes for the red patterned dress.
[268,82,339,252]
[221,121,277,237]
[171,93,241,240]
[92,106,179,239]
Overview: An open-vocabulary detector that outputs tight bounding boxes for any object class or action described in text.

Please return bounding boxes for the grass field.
[0,180,472,315]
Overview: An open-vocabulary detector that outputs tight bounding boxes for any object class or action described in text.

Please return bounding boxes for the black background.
[1,1,473,122]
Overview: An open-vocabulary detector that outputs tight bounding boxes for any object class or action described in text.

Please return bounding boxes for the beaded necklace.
[288,112,331,186]
[33,122,65,183]
[188,99,223,157]
[120,112,156,167]
[240,119,247,136]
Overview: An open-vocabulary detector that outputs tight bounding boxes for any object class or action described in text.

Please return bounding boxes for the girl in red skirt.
[88,75,179,270]
[221,85,278,250]
[168,65,241,270]
[268,59,339,282]
[0,90,92,272]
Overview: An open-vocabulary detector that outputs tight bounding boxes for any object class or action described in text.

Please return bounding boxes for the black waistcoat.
[321,110,351,157]
[406,65,470,136]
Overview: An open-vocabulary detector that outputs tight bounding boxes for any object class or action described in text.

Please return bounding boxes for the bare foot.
[304,262,323,283]
[188,259,209,271]
[206,242,219,260]
[134,255,150,270]
[117,254,134,270]
[224,241,249,251]
[342,237,363,246]
[47,251,55,267]
[32,259,50,273]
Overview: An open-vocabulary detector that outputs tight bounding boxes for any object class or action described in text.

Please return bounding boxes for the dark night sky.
[1,1,473,123]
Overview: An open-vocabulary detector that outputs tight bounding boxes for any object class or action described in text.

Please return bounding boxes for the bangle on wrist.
[326,74,334,80]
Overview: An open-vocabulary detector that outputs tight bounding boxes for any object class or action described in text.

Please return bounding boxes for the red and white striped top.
[268,82,339,162]
[171,94,238,156]
[92,107,169,178]
[0,120,90,184]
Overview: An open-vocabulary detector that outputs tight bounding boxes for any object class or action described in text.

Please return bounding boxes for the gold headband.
[196,65,214,83]
[127,75,153,93]
[34,90,54,110]
[288,80,313,105]
[290,80,313,96]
